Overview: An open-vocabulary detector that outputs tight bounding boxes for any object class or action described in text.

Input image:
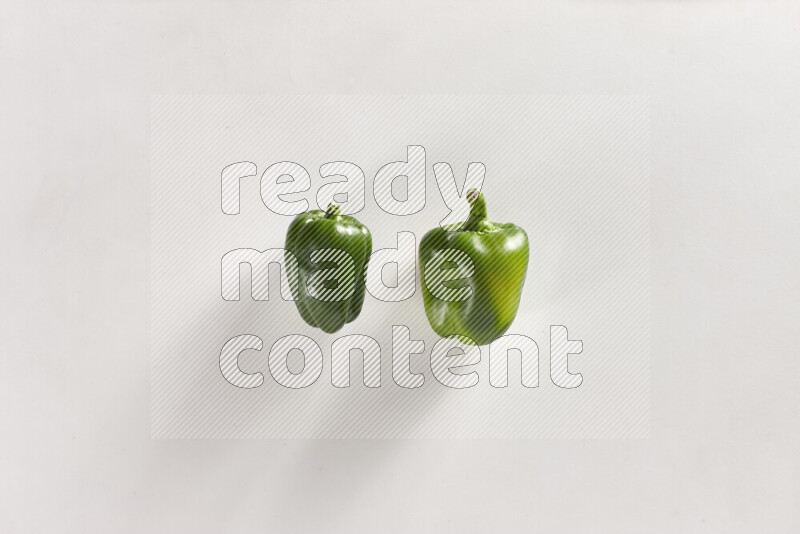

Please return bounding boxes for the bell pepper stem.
[324,203,341,219]
[462,189,488,231]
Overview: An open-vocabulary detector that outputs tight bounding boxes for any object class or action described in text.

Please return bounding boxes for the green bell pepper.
[285,204,372,333]
[419,189,529,345]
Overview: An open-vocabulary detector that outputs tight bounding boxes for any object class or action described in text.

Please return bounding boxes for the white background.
[1,1,798,532]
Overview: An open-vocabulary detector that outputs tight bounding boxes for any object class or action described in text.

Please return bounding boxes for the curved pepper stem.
[462,189,490,232]
[324,203,341,219]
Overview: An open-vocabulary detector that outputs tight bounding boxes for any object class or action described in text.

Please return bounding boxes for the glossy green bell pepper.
[285,204,372,333]
[419,189,529,345]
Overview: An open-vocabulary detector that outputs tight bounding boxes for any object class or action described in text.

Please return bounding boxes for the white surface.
[1,1,798,532]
